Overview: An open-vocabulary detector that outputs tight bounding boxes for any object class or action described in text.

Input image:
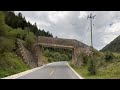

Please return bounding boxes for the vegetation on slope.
[43,47,72,62]
[70,50,120,79]
[0,11,72,78]
[0,52,30,78]
[0,11,54,78]
[3,11,53,37]
[101,35,120,53]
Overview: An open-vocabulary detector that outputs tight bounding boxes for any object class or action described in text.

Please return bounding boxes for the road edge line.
[2,62,55,79]
[67,62,83,79]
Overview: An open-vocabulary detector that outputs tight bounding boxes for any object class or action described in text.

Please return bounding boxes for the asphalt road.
[17,61,80,79]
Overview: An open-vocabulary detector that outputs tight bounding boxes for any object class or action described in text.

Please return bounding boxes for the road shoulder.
[2,62,55,79]
[67,62,84,79]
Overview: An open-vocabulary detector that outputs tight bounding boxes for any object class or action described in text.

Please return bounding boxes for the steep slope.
[101,35,120,52]
[0,11,51,78]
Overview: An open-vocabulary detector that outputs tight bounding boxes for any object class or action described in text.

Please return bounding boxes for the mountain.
[100,35,120,53]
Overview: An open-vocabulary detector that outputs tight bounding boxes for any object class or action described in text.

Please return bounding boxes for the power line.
[78,16,91,46]
[87,13,96,54]
[80,18,89,42]
[84,19,90,44]
[83,18,89,31]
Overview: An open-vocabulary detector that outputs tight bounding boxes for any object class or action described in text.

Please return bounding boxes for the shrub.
[24,32,35,50]
[83,55,89,65]
[88,57,97,75]
[78,52,89,65]
[53,52,61,61]
[48,57,54,62]
[0,37,15,53]
[105,51,114,62]
[61,54,69,61]
[44,49,50,57]
[43,49,70,62]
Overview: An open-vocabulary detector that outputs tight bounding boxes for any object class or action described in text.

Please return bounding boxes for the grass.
[0,52,30,78]
[70,51,120,79]
[70,61,120,79]
[42,55,49,64]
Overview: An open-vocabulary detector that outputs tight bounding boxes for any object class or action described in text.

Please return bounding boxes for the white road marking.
[2,62,56,79]
[2,61,84,79]
[67,62,84,79]
[50,70,54,76]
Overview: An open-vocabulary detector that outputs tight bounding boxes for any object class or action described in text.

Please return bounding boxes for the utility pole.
[87,13,96,55]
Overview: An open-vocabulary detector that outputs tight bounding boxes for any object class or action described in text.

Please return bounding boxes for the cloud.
[14,11,120,50]
[48,11,69,23]
[79,11,87,18]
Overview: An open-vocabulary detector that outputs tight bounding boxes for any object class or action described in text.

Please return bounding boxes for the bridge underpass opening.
[42,47,72,62]
[37,44,76,66]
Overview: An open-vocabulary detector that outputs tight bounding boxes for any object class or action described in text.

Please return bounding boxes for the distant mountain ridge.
[101,35,120,52]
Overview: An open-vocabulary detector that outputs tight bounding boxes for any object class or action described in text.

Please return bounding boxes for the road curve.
[17,61,81,79]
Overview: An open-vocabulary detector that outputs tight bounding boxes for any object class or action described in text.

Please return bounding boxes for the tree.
[18,12,22,18]
[3,11,53,37]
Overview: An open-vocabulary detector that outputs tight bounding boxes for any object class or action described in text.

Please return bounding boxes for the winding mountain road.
[16,61,82,79]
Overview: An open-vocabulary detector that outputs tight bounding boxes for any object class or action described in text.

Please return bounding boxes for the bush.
[61,54,69,61]
[105,51,114,62]
[53,52,61,61]
[44,49,54,57]
[78,52,89,65]
[44,49,50,57]
[48,57,54,62]
[24,32,35,50]
[43,49,70,62]
[83,55,89,65]
[88,57,97,75]
[0,37,15,53]
[6,28,21,38]
[0,25,7,36]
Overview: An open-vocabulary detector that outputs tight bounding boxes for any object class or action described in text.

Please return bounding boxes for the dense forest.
[3,11,53,37]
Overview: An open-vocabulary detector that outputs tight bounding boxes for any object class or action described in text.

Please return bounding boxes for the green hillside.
[0,11,72,78]
[69,33,120,79]
[101,35,120,53]
[0,11,54,78]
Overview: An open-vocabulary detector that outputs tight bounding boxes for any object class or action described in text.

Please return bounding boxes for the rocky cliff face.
[16,39,37,68]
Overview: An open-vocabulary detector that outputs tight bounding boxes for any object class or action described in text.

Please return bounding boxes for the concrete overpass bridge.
[33,36,91,66]
[13,36,91,79]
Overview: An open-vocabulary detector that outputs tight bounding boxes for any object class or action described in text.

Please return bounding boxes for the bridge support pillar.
[72,48,77,65]
[37,45,43,66]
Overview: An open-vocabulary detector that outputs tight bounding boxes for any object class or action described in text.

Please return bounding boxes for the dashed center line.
[50,70,54,76]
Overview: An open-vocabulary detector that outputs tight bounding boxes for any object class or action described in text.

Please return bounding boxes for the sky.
[15,11,120,50]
